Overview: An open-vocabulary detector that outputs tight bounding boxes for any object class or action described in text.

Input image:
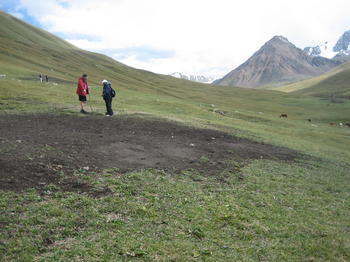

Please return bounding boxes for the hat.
[102,80,108,84]
[82,73,88,77]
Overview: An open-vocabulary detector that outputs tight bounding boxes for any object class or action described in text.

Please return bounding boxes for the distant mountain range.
[170,72,216,84]
[215,31,350,88]
[304,30,350,62]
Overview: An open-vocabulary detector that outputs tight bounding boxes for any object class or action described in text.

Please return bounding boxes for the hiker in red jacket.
[76,73,90,114]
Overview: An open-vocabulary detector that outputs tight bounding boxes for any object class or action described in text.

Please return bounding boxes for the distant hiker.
[102,80,115,116]
[76,73,90,114]
[39,74,43,83]
[45,75,49,82]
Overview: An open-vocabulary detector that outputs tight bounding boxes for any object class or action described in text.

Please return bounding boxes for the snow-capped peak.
[275,35,289,43]
[333,30,350,56]
[304,41,337,59]
[169,72,218,84]
[304,30,350,59]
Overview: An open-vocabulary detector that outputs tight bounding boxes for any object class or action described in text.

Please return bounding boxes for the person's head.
[102,79,108,85]
[82,73,88,81]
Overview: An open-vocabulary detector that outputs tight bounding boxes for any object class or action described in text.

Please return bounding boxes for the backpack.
[108,83,116,98]
[111,88,116,98]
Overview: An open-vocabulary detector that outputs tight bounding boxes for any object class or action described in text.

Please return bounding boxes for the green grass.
[1,160,349,261]
[267,61,350,98]
[1,10,350,261]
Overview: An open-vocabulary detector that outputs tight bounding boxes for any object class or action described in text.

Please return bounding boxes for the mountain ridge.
[304,30,350,62]
[214,36,340,88]
[0,10,191,90]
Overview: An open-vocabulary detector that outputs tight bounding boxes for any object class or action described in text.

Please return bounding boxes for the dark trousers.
[104,96,113,116]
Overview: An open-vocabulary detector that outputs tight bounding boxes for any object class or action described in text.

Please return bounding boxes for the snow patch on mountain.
[171,72,183,79]
[304,41,337,59]
[275,36,290,44]
[304,30,350,59]
[170,72,217,84]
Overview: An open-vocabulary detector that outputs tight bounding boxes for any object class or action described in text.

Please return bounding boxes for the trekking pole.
[88,92,93,112]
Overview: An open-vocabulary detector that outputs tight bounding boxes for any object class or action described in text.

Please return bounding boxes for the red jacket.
[76,77,89,96]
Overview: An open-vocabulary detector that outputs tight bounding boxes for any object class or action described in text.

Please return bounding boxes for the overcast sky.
[1,0,350,77]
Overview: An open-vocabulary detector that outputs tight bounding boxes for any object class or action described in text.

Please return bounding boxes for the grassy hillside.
[268,61,350,98]
[1,11,350,261]
[293,62,350,98]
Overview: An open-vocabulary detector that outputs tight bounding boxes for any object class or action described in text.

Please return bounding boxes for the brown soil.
[0,114,301,192]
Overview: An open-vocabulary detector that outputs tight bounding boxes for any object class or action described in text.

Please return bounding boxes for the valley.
[0,10,349,262]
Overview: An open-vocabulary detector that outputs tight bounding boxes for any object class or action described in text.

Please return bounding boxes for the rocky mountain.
[304,41,337,58]
[334,30,350,54]
[304,30,350,62]
[214,36,341,88]
[170,72,216,84]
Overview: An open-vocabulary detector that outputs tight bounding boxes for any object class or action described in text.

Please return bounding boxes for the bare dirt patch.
[0,114,301,192]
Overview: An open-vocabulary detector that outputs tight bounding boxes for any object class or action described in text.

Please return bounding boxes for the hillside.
[215,36,340,88]
[294,65,350,98]
[268,61,350,98]
[0,10,188,92]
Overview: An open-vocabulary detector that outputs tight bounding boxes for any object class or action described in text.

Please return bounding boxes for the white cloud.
[15,0,350,77]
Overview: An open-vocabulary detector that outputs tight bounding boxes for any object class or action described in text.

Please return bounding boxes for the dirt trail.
[0,114,301,191]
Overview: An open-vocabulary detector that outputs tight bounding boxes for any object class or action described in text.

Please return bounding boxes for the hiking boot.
[80,109,87,114]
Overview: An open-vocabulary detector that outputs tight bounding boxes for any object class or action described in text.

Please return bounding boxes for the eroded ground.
[0,114,301,192]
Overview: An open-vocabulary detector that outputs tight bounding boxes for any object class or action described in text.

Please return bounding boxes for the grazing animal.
[213,109,225,116]
[329,123,336,126]
[308,119,312,122]
[280,114,288,118]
